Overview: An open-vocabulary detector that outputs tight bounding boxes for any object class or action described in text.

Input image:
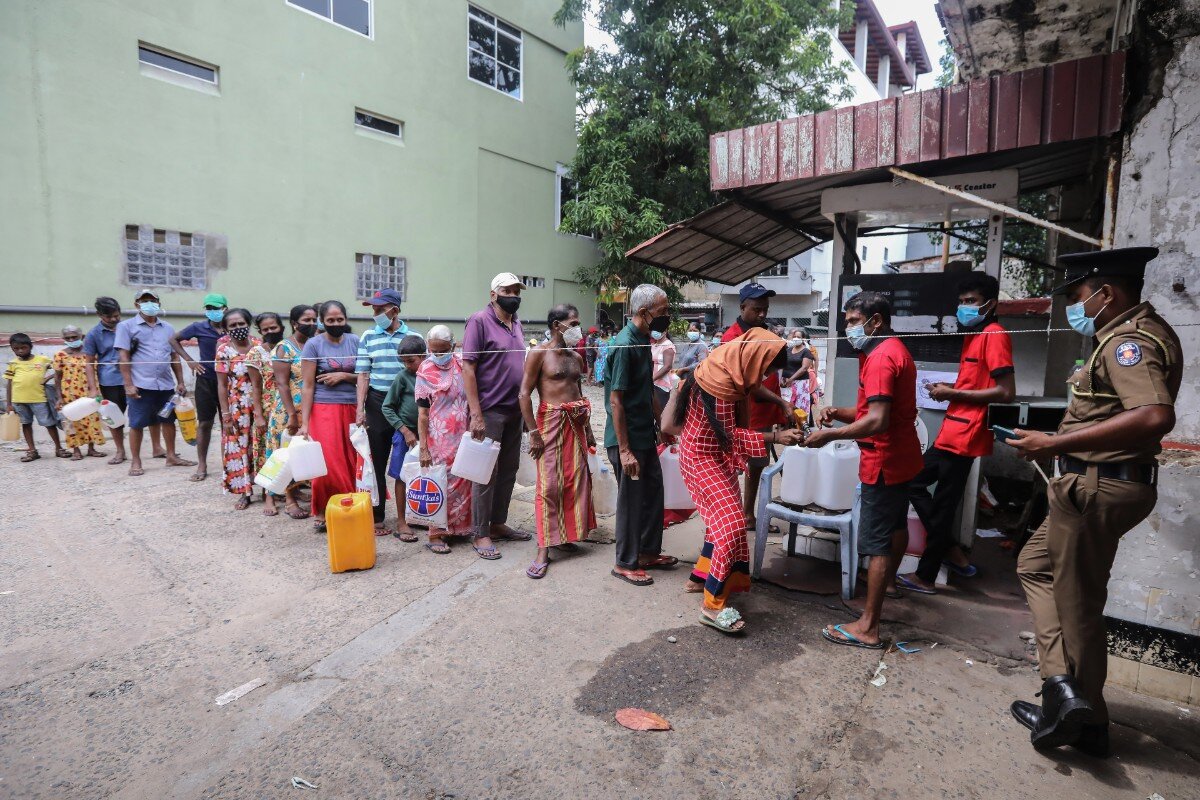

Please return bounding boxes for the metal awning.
[627,51,1126,285]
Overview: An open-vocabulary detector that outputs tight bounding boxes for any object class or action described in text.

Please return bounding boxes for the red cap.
[340,497,353,507]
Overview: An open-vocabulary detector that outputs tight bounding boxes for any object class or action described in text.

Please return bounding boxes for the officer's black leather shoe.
[1072,723,1111,758]
[1031,674,1094,750]
[1010,700,1040,731]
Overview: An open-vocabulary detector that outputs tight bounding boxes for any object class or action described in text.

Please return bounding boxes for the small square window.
[287,0,371,38]
[354,109,403,141]
[356,253,407,300]
[521,275,545,289]
[467,6,522,100]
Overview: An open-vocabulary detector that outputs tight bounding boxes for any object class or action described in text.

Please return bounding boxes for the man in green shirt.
[382,334,426,541]
[605,284,677,586]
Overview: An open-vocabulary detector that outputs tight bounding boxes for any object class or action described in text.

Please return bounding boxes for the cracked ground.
[2,406,1198,799]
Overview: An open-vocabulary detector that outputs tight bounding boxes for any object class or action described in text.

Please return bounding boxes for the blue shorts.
[15,402,59,428]
[127,388,176,430]
[387,430,411,480]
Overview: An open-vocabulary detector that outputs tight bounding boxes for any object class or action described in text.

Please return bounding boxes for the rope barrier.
[8,321,1196,366]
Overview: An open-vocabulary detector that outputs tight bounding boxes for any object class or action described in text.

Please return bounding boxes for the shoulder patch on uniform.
[1115,341,1142,366]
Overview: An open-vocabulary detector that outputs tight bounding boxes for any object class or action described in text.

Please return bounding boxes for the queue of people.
[3,247,1181,760]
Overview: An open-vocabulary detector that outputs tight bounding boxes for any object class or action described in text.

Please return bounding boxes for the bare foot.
[822,621,880,647]
[128,463,145,477]
[166,455,197,467]
[490,523,532,541]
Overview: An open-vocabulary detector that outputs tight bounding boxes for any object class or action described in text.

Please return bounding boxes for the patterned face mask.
[228,326,250,342]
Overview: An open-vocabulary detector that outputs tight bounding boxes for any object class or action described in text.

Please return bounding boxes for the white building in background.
[707,0,932,331]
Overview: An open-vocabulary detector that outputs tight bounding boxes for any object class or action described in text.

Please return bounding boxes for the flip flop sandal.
[821,624,884,650]
[87,451,107,458]
[189,473,208,482]
[393,530,420,542]
[128,468,146,477]
[897,574,937,595]
[610,569,653,586]
[526,561,549,579]
[684,581,704,593]
[168,458,198,467]
[20,452,41,463]
[493,529,533,541]
[700,607,746,635]
[55,449,73,458]
[262,507,280,517]
[285,505,310,520]
[640,555,679,570]
[70,453,84,461]
[473,544,502,560]
[943,561,978,578]
[425,541,451,555]
[374,527,394,538]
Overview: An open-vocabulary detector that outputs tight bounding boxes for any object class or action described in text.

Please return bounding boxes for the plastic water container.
[451,436,501,484]
[98,400,126,429]
[814,440,860,511]
[254,447,293,495]
[779,445,818,506]
[289,438,328,481]
[60,397,101,421]
[586,447,600,475]
[592,456,617,516]
[174,397,198,445]
[660,446,694,510]
[0,412,19,441]
[326,492,376,573]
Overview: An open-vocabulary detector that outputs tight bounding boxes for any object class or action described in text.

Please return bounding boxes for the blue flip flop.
[473,544,502,560]
[897,574,937,595]
[821,624,885,650]
[943,561,978,578]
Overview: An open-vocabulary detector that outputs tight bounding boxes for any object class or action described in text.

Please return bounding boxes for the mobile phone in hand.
[992,425,1017,443]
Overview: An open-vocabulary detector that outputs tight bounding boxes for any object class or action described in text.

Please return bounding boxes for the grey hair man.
[603,283,677,586]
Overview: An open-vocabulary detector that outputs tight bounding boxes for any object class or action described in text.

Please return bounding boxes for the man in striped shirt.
[356,288,413,536]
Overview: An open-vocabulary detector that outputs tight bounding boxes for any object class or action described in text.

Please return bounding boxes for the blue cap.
[739,282,776,302]
[363,288,403,307]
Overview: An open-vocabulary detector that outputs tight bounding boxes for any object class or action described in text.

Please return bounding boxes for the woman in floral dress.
[263,304,317,519]
[215,308,266,510]
[414,325,472,554]
[52,325,106,459]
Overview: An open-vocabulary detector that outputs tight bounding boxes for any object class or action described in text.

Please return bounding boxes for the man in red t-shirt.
[722,282,794,528]
[899,274,1016,595]
[806,292,920,650]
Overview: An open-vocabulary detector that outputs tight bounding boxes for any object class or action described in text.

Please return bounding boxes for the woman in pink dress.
[415,325,473,554]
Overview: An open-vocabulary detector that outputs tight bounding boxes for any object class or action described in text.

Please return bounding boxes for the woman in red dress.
[664,328,801,634]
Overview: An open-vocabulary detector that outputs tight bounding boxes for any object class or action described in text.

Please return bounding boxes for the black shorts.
[858,479,911,556]
[194,377,218,423]
[99,384,127,411]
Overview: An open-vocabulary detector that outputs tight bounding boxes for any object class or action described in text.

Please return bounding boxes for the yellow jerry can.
[326,492,376,573]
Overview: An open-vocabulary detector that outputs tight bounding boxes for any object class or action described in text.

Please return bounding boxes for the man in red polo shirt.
[806,292,921,649]
[899,273,1016,595]
[722,282,793,528]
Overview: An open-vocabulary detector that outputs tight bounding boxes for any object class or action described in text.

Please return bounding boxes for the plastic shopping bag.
[349,424,380,506]
[405,463,449,529]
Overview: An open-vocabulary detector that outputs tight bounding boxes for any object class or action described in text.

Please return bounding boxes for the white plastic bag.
[349,424,380,506]
[405,464,449,529]
[398,448,421,484]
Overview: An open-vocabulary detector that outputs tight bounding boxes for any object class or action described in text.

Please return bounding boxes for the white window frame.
[355,253,407,301]
[354,108,404,144]
[521,275,546,289]
[138,43,220,95]
[286,0,373,40]
[555,163,597,239]
[467,5,523,101]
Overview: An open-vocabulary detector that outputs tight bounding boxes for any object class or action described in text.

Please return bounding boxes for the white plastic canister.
[451,436,501,484]
[660,446,694,510]
[60,397,101,421]
[814,440,860,511]
[779,445,818,506]
[288,437,328,481]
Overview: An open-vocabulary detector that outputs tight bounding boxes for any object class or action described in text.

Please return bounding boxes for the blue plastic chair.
[753,459,861,600]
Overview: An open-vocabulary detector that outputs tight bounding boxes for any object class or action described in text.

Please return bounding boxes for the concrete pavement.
[1,431,1198,799]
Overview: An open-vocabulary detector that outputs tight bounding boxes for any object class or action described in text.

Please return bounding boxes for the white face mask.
[789,338,804,348]
[561,324,583,347]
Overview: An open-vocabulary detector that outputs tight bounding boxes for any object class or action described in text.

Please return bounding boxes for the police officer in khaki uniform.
[1007,247,1181,757]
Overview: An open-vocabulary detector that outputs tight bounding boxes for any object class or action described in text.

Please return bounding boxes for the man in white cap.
[461,273,532,559]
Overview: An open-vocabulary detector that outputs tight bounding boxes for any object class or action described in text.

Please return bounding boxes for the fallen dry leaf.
[615,708,672,731]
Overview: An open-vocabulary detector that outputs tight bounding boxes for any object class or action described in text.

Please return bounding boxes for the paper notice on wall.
[917,370,959,410]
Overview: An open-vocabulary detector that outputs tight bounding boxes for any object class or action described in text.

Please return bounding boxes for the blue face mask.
[686,331,700,342]
[1066,287,1108,337]
[139,301,161,317]
[846,320,877,351]
[66,339,84,349]
[373,312,391,329]
[430,352,453,366]
[956,302,988,328]
[205,309,225,324]
[317,321,325,332]
[650,331,664,341]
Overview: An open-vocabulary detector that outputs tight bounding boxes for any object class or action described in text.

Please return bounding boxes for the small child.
[4,333,66,461]
[53,325,108,460]
[382,334,426,543]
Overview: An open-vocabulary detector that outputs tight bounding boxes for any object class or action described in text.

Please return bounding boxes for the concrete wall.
[0,0,597,340]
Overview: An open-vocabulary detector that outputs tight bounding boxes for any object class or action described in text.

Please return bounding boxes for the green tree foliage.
[554,0,850,299]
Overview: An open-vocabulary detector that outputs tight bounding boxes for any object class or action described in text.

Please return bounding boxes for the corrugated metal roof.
[627,52,1126,286]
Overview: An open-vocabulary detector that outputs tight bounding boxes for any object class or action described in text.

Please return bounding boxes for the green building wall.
[0,0,598,341]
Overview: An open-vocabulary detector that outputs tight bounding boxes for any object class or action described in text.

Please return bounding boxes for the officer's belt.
[1056,455,1157,485]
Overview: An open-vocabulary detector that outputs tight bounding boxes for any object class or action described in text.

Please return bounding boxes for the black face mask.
[228,326,250,342]
[262,331,284,347]
[296,323,318,339]
[324,324,349,338]
[648,313,672,333]
[496,295,521,315]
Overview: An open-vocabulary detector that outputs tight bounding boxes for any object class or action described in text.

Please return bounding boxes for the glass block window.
[356,253,407,300]
[124,225,207,289]
[521,275,545,289]
[287,0,371,37]
[468,6,522,99]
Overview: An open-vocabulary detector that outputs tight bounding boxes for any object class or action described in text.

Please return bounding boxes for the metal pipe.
[888,166,1104,248]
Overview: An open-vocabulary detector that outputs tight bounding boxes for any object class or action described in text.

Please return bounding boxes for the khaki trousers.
[1017,470,1156,723]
